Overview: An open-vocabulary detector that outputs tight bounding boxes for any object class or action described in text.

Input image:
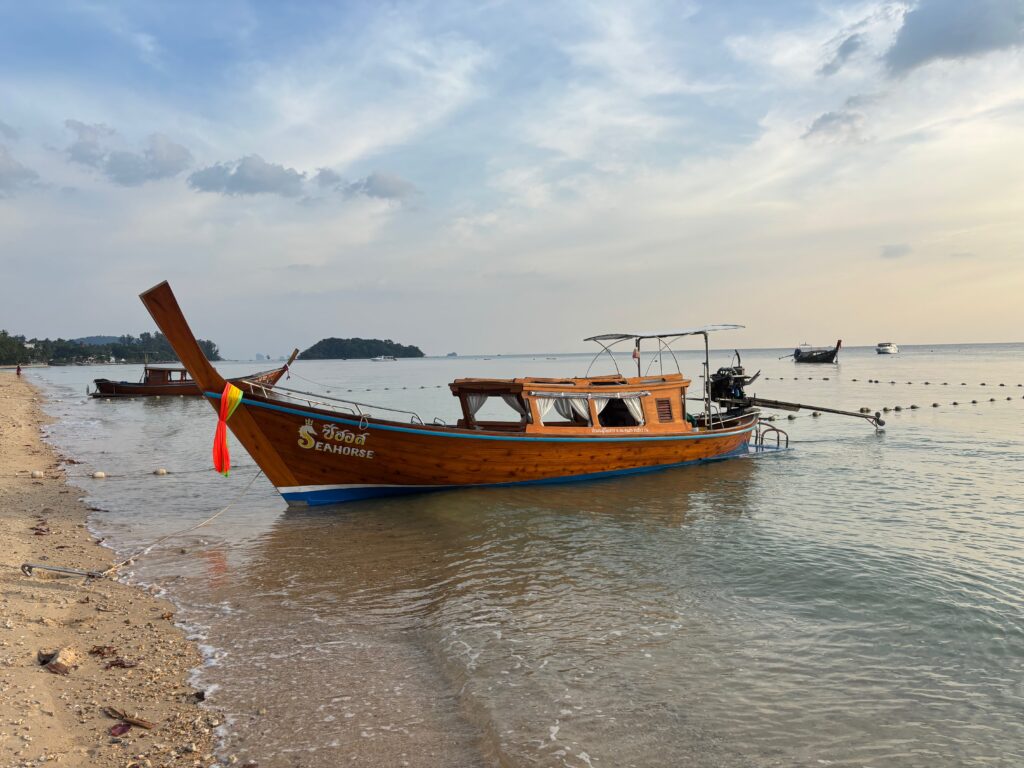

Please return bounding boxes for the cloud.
[0,144,38,195]
[885,0,1024,75]
[188,155,306,197]
[314,168,342,188]
[312,168,417,200]
[346,171,416,200]
[881,243,912,259]
[819,33,865,76]
[0,120,18,141]
[803,109,866,142]
[64,121,192,185]
[65,120,115,167]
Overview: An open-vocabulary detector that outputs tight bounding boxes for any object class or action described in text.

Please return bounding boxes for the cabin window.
[535,396,592,426]
[656,398,673,422]
[464,394,531,424]
[596,397,644,427]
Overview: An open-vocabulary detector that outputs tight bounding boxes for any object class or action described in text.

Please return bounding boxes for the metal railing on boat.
[238,380,427,425]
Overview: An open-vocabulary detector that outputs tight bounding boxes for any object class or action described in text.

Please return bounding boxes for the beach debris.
[104,657,138,669]
[89,644,118,658]
[30,470,44,478]
[102,706,155,730]
[160,611,174,620]
[92,471,106,479]
[109,722,131,737]
[30,522,51,535]
[37,647,79,675]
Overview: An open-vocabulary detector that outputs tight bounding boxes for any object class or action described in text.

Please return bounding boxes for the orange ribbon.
[212,383,244,476]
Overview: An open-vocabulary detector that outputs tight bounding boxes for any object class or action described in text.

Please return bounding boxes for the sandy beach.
[0,373,219,768]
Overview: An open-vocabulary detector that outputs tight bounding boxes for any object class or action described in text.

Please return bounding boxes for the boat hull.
[213,392,757,506]
[794,348,839,363]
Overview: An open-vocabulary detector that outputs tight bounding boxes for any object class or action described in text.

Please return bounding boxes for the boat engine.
[708,352,760,404]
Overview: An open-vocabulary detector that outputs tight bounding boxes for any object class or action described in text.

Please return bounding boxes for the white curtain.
[592,397,610,416]
[623,397,645,424]
[548,396,592,424]
[466,394,488,417]
[535,397,558,422]
[501,394,530,422]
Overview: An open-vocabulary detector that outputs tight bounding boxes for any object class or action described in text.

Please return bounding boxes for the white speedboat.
[371,355,397,362]
[876,342,899,355]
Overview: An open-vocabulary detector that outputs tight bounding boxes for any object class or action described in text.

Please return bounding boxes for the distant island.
[299,337,425,360]
[0,330,221,366]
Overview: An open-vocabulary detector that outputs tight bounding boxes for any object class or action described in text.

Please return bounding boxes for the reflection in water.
[30,348,1024,767]
[196,460,764,767]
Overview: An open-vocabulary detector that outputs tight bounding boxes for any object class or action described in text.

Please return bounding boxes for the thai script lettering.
[297,419,374,459]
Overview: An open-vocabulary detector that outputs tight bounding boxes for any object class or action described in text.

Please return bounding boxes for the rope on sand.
[16,470,264,582]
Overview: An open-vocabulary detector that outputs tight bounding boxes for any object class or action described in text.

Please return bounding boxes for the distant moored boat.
[785,339,842,364]
[876,342,899,355]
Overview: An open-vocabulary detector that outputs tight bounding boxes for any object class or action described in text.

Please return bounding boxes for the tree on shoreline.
[0,330,221,365]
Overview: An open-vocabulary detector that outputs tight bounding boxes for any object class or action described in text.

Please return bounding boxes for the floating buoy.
[932,403,939,408]
[952,401,959,406]
[823,377,830,381]
[910,404,919,409]
[999,383,1005,387]
[92,471,106,479]
[883,407,891,412]
[924,381,930,385]
[812,411,821,417]
[787,414,797,420]
[890,380,896,384]
[989,398,996,402]
[859,406,870,413]
[154,468,168,476]
[894,406,903,411]
[980,383,986,386]
[971,400,978,404]
[31,470,44,479]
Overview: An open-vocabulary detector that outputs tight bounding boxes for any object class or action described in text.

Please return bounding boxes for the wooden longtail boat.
[90,350,298,398]
[787,339,841,364]
[140,281,767,506]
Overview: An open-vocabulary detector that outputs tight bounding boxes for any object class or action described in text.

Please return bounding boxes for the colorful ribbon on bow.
[212,382,244,476]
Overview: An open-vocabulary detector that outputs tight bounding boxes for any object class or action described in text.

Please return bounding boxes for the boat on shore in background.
[371,355,397,362]
[876,342,899,355]
[90,350,298,398]
[785,340,842,364]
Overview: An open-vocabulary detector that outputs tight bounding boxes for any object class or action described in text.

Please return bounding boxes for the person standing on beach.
[15,364,21,376]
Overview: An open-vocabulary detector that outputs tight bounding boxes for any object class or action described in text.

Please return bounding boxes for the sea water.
[31,345,1024,766]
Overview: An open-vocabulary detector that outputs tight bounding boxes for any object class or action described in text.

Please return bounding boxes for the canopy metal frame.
[582,325,744,427]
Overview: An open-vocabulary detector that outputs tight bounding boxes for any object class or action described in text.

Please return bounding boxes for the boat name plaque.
[298,419,375,459]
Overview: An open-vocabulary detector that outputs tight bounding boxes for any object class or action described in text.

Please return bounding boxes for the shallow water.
[31,345,1024,766]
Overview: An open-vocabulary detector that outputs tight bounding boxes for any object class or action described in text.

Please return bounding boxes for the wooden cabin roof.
[450,372,690,396]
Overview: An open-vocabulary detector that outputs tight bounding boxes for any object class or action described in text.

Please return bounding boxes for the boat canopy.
[584,325,744,342]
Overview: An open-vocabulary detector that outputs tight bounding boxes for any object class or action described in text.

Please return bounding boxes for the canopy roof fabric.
[584,325,744,342]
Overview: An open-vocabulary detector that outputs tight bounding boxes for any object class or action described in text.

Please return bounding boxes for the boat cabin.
[449,373,695,435]
[143,366,194,385]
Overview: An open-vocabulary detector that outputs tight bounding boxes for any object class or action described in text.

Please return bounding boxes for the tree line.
[298,337,424,360]
[0,330,221,366]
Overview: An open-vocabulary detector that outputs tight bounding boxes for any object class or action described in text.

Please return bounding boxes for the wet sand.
[0,373,218,768]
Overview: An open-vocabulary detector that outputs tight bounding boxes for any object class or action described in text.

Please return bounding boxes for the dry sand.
[0,373,229,768]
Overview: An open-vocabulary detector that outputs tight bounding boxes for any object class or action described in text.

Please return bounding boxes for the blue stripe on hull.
[280,442,754,506]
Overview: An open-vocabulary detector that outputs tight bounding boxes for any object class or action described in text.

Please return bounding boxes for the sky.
[1,0,1023,358]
